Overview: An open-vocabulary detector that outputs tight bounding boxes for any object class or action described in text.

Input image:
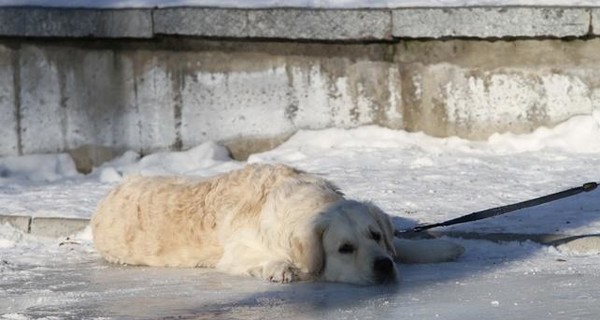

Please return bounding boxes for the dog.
[92,164,463,285]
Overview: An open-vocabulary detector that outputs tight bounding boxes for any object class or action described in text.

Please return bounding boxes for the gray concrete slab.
[0,44,19,156]
[1,7,596,40]
[0,8,152,38]
[29,217,88,238]
[154,8,248,38]
[13,44,179,155]
[246,9,391,40]
[392,7,591,38]
[155,8,392,40]
[17,45,65,155]
[0,9,22,37]
[0,215,30,233]
[590,8,600,36]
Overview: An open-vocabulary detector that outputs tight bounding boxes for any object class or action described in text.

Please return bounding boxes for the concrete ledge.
[154,8,248,38]
[245,9,391,40]
[0,215,31,233]
[1,7,599,40]
[1,215,89,238]
[392,7,591,38]
[0,8,153,38]
[154,8,392,40]
[29,217,89,238]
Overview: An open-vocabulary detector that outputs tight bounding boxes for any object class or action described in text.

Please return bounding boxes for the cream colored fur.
[92,163,463,285]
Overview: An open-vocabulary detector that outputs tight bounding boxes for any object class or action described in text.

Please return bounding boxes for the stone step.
[1,7,599,40]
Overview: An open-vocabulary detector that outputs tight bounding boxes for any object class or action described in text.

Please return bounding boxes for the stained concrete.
[0,39,404,158]
[396,39,600,138]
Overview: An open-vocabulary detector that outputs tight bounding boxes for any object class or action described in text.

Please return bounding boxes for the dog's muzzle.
[373,256,396,284]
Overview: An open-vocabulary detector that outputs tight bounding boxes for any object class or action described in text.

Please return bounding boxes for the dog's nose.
[373,256,394,277]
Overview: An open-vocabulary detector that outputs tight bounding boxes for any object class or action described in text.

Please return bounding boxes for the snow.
[0,154,79,184]
[96,142,241,182]
[0,0,599,8]
[2,112,600,318]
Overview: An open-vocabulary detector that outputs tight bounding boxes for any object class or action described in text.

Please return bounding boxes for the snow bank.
[0,153,79,185]
[250,111,600,163]
[95,141,241,183]
[0,0,598,8]
[0,141,238,186]
[0,235,16,249]
[487,112,600,154]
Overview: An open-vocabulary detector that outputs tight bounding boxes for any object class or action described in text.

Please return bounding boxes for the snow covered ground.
[2,112,600,319]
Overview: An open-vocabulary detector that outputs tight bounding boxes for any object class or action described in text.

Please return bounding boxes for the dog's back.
[92,174,221,267]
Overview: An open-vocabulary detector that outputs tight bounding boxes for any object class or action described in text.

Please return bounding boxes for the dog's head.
[295,200,398,285]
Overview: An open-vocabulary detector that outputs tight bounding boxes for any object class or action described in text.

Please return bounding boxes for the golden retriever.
[92,164,463,285]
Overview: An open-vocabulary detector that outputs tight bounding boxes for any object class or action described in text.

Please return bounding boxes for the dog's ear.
[366,203,397,257]
[291,219,327,280]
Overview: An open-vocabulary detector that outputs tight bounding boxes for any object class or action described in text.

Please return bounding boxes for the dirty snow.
[2,112,600,318]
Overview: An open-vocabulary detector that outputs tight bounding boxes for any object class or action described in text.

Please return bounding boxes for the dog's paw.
[262,261,299,283]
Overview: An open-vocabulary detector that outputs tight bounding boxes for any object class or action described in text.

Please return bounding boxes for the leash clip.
[583,182,598,192]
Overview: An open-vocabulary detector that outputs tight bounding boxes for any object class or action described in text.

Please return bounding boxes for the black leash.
[397,182,598,234]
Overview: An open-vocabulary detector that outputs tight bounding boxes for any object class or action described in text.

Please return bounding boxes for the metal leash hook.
[396,181,599,235]
[583,182,598,192]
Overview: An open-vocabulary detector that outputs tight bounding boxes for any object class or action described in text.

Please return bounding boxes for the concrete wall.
[1,7,600,159]
[398,40,600,138]
[0,40,405,159]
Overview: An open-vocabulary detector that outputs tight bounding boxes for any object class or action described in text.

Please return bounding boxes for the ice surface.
[2,113,600,318]
[2,224,600,319]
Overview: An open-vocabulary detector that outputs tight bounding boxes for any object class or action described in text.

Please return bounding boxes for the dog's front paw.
[262,261,299,283]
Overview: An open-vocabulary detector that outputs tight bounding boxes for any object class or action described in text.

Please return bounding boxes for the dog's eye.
[338,243,355,254]
[370,231,382,242]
